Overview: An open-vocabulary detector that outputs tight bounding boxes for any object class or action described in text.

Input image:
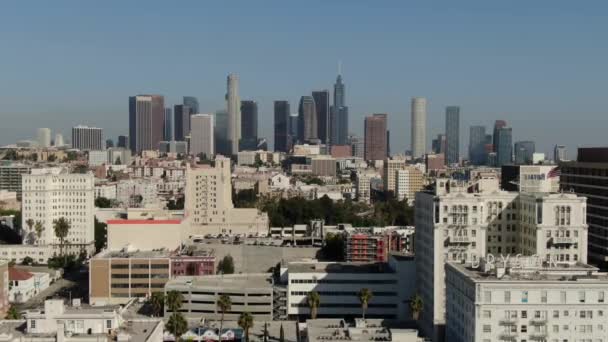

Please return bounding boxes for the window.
[522,291,529,303]
[504,291,511,303]
[599,291,605,303]
[579,291,586,303]
[484,291,492,303]
[521,325,527,333]
[521,311,527,319]
[30,320,36,329]
[483,325,491,333]
[483,310,491,318]
[106,320,112,329]
[541,290,547,303]
[560,291,567,303]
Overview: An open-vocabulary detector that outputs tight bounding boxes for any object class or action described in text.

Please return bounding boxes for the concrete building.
[129,95,165,154]
[355,170,378,204]
[37,128,51,148]
[164,274,274,321]
[561,147,608,267]
[173,104,191,142]
[185,156,268,236]
[227,73,241,155]
[383,157,406,195]
[445,106,460,165]
[72,125,104,151]
[88,150,108,166]
[21,169,95,252]
[364,114,387,161]
[345,227,414,262]
[501,164,560,193]
[159,140,188,155]
[54,133,64,147]
[0,260,8,317]
[298,96,318,144]
[348,134,364,159]
[310,156,336,177]
[301,319,424,342]
[514,140,536,165]
[446,260,608,342]
[395,167,424,203]
[8,267,50,303]
[0,163,31,199]
[411,98,427,159]
[106,219,183,251]
[107,147,132,165]
[426,153,446,173]
[190,114,214,158]
[286,256,415,321]
[415,177,589,341]
[0,244,55,264]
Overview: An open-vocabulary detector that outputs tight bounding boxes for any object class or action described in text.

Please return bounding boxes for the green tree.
[21,256,34,266]
[34,221,44,243]
[6,306,20,319]
[358,288,373,320]
[217,255,235,274]
[166,290,184,313]
[114,156,122,165]
[279,324,285,342]
[94,218,107,252]
[95,197,113,208]
[307,291,321,319]
[166,312,188,339]
[53,217,70,258]
[237,312,254,342]
[149,292,165,317]
[2,150,18,161]
[217,294,232,339]
[47,154,57,162]
[409,293,423,321]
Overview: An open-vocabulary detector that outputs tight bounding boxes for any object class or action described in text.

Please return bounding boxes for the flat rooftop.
[166,273,273,289]
[288,261,394,274]
[94,248,172,259]
[117,320,163,342]
[448,261,608,283]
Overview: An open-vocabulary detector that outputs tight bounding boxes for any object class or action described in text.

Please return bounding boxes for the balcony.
[498,333,517,341]
[529,333,547,341]
[529,317,547,325]
[445,236,473,245]
[498,318,517,326]
[552,236,576,245]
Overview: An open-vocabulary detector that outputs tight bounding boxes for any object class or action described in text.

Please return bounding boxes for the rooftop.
[288,261,394,274]
[166,273,273,290]
[117,320,163,342]
[9,267,33,281]
[94,248,172,259]
[107,219,182,225]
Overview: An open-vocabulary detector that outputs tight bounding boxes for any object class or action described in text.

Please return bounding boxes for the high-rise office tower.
[554,145,567,162]
[468,126,487,165]
[312,90,330,144]
[496,126,513,166]
[54,133,64,148]
[117,135,128,149]
[173,104,191,141]
[411,97,427,159]
[226,73,241,155]
[444,106,460,165]
[364,114,388,161]
[298,96,317,143]
[348,134,364,159]
[190,114,214,158]
[289,113,299,137]
[105,139,114,149]
[214,109,230,156]
[37,128,51,148]
[72,125,103,151]
[274,101,291,153]
[164,107,173,141]
[330,73,349,146]
[240,100,258,151]
[129,95,165,153]
[183,96,200,115]
[492,120,507,152]
[514,140,535,164]
[431,134,446,155]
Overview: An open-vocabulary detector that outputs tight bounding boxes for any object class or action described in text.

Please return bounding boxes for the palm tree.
[237,312,254,342]
[217,294,232,340]
[53,217,70,258]
[166,290,184,314]
[358,288,373,320]
[279,324,285,342]
[307,291,321,319]
[149,292,165,317]
[409,293,423,321]
[34,221,44,244]
[6,306,20,320]
[166,312,188,339]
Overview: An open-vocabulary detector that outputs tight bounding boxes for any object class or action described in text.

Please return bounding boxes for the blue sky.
[1,0,607,158]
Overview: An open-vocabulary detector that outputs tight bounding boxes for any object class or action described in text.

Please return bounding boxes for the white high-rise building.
[383,157,407,194]
[37,128,51,148]
[226,73,241,155]
[415,177,588,341]
[54,133,64,147]
[21,169,95,253]
[410,97,427,158]
[395,167,423,203]
[446,260,608,342]
[190,114,214,158]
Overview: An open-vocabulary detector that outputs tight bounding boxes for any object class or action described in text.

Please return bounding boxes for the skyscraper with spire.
[330,63,349,146]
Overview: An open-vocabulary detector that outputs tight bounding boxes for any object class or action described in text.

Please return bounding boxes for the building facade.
[330,73,349,146]
[312,90,330,145]
[173,104,191,142]
[240,100,258,151]
[514,141,536,165]
[0,163,31,199]
[364,114,388,161]
[298,96,318,144]
[411,98,427,159]
[469,126,487,165]
[190,114,214,158]
[72,126,103,151]
[227,73,241,155]
[129,95,165,154]
[274,100,291,153]
[445,106,460,165]
[496,127,513,167]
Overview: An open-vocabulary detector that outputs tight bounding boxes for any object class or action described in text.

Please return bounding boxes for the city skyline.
[2,1,608,157]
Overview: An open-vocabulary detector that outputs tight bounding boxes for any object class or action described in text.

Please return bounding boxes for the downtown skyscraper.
[190,114,214,158]
[330,73,349,146]
[183,96,200,115]
[364,114,387,161]
[72,125,103,151]
[173,104,191,141]
[312,90,330,145]
[240,100,258,151]
[128,95,165,154]
[298,96,317,143]
[444,106,460,165]
[411,97,427,158]
[274,101,291,153]
[496,126,513,166]
[468,125,487,165]
[226,73,241,155]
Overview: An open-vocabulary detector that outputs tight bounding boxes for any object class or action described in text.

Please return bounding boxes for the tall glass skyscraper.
[445,106,460,165]
[312,90,330,144]
[514,141,535,165]
[164,107,173,141]
[330,73,349,146]
[183,96,200,115]
[240,100,258,150]
[214,109,230,155]
[173,104,191,141]
[496,127,513,166]
[469,126,487,165]
[274,101,290,152]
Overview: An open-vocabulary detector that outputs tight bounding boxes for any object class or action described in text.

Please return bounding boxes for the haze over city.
[2,0,607,156]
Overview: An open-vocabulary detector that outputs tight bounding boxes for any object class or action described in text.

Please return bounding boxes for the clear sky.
[1,0,607,158]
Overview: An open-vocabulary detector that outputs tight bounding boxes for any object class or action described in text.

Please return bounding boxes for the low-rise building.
[0,260,8,317]
[344,226,415,262]
[25,299,122,334]
[8,267,50,303]
[164,273,274,321]
[106,219,183,251]
[299,319,425,342]
[446,259,608,342]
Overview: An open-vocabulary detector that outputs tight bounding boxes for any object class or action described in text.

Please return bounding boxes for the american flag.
[548,167,561,178]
